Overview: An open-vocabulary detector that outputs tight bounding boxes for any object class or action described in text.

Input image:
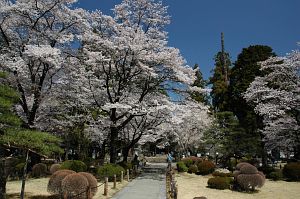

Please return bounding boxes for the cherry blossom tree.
[75,0,195,163]
[158,100,212,155]
[244,51,300,158]
[0,0,88,128]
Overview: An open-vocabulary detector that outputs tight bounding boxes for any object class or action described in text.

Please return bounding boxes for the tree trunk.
[0,158,6,199]
[122,147,130,163]
[20,150,29,199]
[110,127,118,164]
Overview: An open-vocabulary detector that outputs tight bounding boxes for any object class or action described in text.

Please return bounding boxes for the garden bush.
[212,171,233,177]
[78,172,98,196]
[181,158,193,168]
[47,170,75,195]
[188,165,198,174]
[32,163,47,178]
[50,164,61,174]
[269,171,283,181]
[258,166,276,178]
[97,163,125,181]
[207,177,233,190]
[118,161,133,171]
[283,162,300,181]
[196,160,215,175]
[234,162,265,192]
[61,173,89,199]
[60,160,87,172]
[176,161,188,172]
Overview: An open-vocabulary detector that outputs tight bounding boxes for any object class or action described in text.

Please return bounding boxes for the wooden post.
[104,177,108,196]
[113,174,117,189]
[127,169,130,181]
[121,171,124,183]
[20,150,29,199]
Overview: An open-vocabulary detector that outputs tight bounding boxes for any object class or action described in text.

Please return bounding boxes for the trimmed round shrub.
[47,170,75,195]
[176,161,188,172]
[236,173,265,191]
[196,160,215,175]
[269,171,283,181]
[61,173,89,199]
[236,162,250,170]
[32,163,47,178]
[234,163,266,192]
[283,162,300,181]
[188,165,198,174]
[50,164,61,174]
[60,160,87,172]
[207,177,233,190]
[189,156,203,164]
[97,163,125,181]
[239,164,258,174]
[78,172,98,196]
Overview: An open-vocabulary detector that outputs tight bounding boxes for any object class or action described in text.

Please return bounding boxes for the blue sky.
[76,0,300,80]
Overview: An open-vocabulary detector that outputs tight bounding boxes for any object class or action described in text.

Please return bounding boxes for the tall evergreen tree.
[209,33,231,112]
[229,45,276,165]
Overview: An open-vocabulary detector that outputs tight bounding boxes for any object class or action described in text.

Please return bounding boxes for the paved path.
[111,163,167,199]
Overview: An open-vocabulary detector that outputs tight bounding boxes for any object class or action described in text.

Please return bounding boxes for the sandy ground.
[6,177,129,199]
[176,173,300,199]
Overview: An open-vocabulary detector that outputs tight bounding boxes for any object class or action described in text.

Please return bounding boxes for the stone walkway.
[111,163,167,199]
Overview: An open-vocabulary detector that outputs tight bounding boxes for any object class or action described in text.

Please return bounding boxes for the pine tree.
[0,71,62,199]
[229,45,276,166]
[209,33,231,112]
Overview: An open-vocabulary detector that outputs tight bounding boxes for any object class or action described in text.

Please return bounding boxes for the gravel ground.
[176,173,300,199]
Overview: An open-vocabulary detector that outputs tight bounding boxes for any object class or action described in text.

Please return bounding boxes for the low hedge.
[97,163,125,181]
[177,161,188,172]
[283,162,300,181]
[269,171,283,181]
[207,177,233,190]
[212,171,234,177]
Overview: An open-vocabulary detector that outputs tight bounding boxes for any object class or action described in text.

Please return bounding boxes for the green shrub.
[177,161,188,172]
[196,160,215,175]
[269,171,283,181]
[181,158,193,168]
[258,166,276,178]
[212,171,233,177]
[207,177,233,190]
[118,161,133,171]
[283,162,300,181]
[32,163,47,178]
[97,163,125,181]
[188,165,198,174]
[60,160,87,172]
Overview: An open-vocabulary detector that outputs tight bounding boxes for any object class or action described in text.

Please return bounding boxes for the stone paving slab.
[112,164,167,199]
